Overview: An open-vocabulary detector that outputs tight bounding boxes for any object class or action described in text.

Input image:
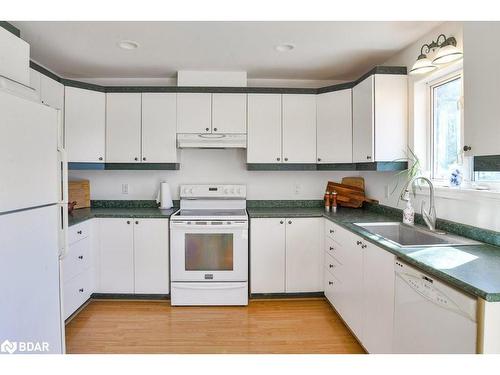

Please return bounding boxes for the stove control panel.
[180,184,247,199]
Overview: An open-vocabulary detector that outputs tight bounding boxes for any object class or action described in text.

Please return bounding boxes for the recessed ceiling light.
[117,40,139,50]
[275,43,295,52]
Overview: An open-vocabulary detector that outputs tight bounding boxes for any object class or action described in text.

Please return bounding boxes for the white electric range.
[170,184,248,306]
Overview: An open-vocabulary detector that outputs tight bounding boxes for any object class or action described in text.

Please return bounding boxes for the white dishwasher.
[394,260,477,354]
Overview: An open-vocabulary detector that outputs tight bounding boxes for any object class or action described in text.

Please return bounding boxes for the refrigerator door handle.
[58,203,69,259]
[58,148,69,204]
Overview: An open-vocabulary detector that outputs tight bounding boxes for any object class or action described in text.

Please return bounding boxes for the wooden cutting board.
[326,179,378,208]
[341,176,365,191]
[68,180,90,209]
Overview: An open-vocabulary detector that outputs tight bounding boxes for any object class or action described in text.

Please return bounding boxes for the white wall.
[70,148,358,201]
[361,21,500,232]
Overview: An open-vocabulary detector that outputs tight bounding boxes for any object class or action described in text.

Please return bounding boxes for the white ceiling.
[12,21,441,81]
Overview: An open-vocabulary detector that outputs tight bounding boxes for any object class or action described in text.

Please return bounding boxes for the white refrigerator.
[0,77,68,354]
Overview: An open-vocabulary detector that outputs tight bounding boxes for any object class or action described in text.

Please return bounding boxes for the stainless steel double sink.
[353,222,479,248]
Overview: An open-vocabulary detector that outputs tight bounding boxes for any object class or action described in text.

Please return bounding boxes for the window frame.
[428,70,464,182]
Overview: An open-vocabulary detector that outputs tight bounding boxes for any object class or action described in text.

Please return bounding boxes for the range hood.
[177,133,247,149]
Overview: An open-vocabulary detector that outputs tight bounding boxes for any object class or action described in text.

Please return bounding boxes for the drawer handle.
[77,230,82,235]
[329,229,334,234]
[78,255,84,260]
[78,288,84,293]
[329,264,335,268]
[361,244,367,249]
[328,281,333,286]
[329,246,334,251]
[356,241,362,245]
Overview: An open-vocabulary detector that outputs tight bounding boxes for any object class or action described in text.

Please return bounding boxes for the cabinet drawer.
[325,236,345,265]
[62,237,91,283]
[324,266,341,305]
[63,269,92,320]
[324,251,342,279]
[325,220,337,240]
[68,221,90,245]
[325,220,354,246]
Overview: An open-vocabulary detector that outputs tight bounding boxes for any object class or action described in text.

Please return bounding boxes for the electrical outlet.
[122,184,129,195]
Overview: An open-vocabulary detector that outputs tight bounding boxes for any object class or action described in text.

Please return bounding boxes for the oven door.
[170,220,248,282]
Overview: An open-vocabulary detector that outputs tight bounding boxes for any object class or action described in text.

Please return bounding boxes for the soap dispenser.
[402,189,415,225]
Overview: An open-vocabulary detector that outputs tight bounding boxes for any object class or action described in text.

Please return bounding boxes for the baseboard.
[91,293,170,300]
[250,292,325,299]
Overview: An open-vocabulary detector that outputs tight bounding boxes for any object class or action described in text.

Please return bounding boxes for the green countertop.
[248,206,500,302]
[68,207,177,226]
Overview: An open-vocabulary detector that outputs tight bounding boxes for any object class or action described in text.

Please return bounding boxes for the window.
[430,74,463,180]
[475,171,500,182]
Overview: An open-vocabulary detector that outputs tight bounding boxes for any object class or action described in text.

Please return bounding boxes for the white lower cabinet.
[99,218,169,294]
[62,221,94,320]
[323,219,395,353]
[250,217,322,294]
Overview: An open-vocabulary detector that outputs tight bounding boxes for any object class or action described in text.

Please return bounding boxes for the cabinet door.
[65,87,106,162]
[316,89,353,163]
[106,93,142,162]
[285,218,322,292]
[177,93,212,134]
[212,93,247,134]
[247,94,282,163]
[134,219,170,294]
[373,74,407,161]
[464,22,500,156]
[29,68,41,97]
[362,242,395,353]
[352,75,374,163]
[250,218,286,293]
[332,229,364,339]
[40,75,64,110]
[142,93,177,163]
[282,94,317,163]
[99,218,134,293]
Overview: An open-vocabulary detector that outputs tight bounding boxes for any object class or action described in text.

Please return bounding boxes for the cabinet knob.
[77,230,82,235]
[276,157,280,161]
[366,156,372,160]
[317,158,321,162]
[98,157,103,161]
[329,264,334,268]
[127,221,131,224]
[288,220,292,224]
[361,244,367,249]
[284,157,288,162]
[328,281,333,286]
[79,288,84,293]
[463,145,472,152]
[135,221,139,225]
[205,127,210,132]
[356,241,362,245]
[213,127,218,132]
[78,255,83,260]
[329,229,334,234]
[143,157,146,161]
[280,220,284,224]
[134,157,139,161]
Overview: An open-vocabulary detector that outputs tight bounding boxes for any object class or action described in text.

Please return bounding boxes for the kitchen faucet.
[401,176,442,233]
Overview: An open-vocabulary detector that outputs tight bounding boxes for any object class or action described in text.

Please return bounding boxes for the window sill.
[413,183,500,202]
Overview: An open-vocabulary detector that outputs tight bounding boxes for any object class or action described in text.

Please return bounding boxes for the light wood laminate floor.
[65,298,365,354]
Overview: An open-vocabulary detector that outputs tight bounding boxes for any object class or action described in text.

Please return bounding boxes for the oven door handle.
[173,284,246,290]
[170,222,248,230]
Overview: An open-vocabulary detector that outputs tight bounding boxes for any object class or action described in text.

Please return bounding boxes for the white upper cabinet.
[142,93,177,163]
[247,94,282,163]
[464,22,500,156]
[285,218,323,292]
[40,75,64,111]
[177,93,212,133]
[65,86,106,163]
[212,93,247,133]
[282,94,317,163]
[29,69,41,97]
[106,93,142,163]
[316,89,353,163]
[0,27,30,86]
[352,74,407,163]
